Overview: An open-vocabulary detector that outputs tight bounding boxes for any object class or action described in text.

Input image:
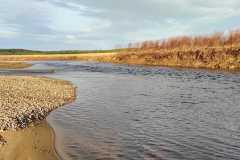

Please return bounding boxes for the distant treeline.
[128,28,240,50]
[0,49,125,55]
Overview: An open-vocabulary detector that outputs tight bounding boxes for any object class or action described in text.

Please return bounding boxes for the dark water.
[3,61,240,160]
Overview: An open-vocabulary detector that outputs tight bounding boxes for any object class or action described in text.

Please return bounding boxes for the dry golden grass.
[1,29,240,71]
[0,52,117,61]
[0,49,239,71]
[113,46,240,70]
[119,28,240,71]
[128,28,240,50]
[0,28,240,71]
[0,61,32,69]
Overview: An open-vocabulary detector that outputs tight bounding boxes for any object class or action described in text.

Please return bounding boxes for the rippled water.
[3,61,240,160]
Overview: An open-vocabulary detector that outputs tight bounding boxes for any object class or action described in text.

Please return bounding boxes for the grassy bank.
[0,61,32,69]
[0,48,239,71]
[114,28,240,70]
[0,29,239,71]
[110,46,240,70]
[0,52,117,61]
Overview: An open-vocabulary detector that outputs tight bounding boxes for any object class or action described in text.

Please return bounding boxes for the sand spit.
[0,76,76,144]
[0,61,32,69]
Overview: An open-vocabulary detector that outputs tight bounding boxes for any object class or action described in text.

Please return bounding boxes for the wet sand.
[0,121,59,160]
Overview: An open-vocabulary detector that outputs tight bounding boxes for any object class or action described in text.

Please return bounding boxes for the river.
[4,61,240,160]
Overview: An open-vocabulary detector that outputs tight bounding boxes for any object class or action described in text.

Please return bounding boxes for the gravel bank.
[0,76,76,132]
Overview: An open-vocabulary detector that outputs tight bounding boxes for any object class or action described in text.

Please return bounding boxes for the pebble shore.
[0,76,76,144]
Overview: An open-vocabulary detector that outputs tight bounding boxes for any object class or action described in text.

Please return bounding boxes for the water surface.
[3,61,240,160]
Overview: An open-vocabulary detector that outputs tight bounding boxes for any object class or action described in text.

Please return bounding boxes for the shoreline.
[0,76,76,147]
[0,75,76,159]
[0,47,239,72]
[0,76,76,132]
[46,118,66,160]
[46,120,63,160]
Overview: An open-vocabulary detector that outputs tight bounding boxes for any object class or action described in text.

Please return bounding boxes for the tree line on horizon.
[127,28,240,50]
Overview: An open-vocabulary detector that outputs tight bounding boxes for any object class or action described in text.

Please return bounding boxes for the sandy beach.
[0,121,59,160]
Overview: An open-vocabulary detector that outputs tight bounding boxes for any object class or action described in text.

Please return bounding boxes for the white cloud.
[166,18,179,25]
[0,30,18,38]
[0,20,19,38]
[40,1,111,33]
[0,0,240,50]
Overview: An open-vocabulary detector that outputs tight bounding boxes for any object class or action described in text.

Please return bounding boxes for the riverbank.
[0,76,76,159]
[0,121,59,160]
[108,47,240,71]
[0,52,117,61]
[0,47,239,71]
[0,76,76,143]
[0,61,32,69]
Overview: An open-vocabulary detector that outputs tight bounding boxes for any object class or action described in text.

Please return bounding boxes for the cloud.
[0,0,240,50]
[0,30,19,38]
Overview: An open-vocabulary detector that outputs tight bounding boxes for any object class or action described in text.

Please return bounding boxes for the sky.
[0,0,240,50]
